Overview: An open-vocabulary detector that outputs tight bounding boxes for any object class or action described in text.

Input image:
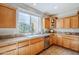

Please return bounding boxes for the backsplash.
[54,28,79,33]
[0,28,17,35]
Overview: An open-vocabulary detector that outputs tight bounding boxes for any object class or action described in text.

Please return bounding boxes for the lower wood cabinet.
[18,46,30,55]
[70,40,79,52]
[52,35,58,44]
[2,49,18,55]
[0,43,18,55]
[18,40,30,55]
[49,34,53,45]
[62,37,71,48]
[30,41,44,55]
[57,36,63,46]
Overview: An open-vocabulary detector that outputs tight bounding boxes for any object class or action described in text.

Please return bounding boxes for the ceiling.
[25,3,79,16]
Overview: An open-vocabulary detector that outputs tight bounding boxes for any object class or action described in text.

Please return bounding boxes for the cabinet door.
[18,46,30,55]
[0,4,16,28]
[18,40,30,55]
[45,18,50,29]
[0,44,17,55]
[52,35,57,44]
[63,17,70,28]
[57,36,63,46]
[62,38,71,48]
[18,46,26,55]
[49,34,53,45]
[30,41,44,55]
[71,40,79,51]
[70,15,79,28]
[56,19,64,28]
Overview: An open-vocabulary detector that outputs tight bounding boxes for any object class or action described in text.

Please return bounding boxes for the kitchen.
[0,3,79,55]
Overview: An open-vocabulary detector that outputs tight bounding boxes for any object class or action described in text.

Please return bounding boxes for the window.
[18,12,31,33]
[17,11,42,34]
[31,16,42,34]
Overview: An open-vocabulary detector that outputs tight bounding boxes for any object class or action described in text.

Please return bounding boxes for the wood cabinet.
[63,17,71,28]
[45,17,50,29]
[18,46,30,55]
[30,40,44,55]
[49,34,53,45]
[18,40,30,55]
[2,49,18,55]
[70,15,79,28]
[57,36,63,46]
[62,37,71,48]
[52,34,58,44]
[0,43,18,55]
[0,4,16,28]
[56,19,64,28]
[70,39,79,52]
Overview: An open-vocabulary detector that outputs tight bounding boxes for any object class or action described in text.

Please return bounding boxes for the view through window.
[17,11,42,34]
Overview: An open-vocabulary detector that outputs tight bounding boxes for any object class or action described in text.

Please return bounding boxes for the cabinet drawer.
[0,44,17,54]
[18,40,29,47]
[2,49,17,55]
[30,38,42,45]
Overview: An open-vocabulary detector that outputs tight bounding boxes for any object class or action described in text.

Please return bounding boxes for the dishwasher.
[44,36,50,49]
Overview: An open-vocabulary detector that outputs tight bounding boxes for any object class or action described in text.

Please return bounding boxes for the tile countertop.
[0,33,51,47]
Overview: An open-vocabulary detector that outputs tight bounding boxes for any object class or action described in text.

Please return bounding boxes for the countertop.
[0,33,51,47]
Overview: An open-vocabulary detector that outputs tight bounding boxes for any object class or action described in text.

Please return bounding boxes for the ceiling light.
[54,6,58,9]
[33,3,37,6]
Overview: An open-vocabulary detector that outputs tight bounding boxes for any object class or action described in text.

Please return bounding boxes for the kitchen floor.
[39,45,79,55]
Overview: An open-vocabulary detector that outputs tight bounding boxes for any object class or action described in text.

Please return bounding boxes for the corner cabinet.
[0,4,16,28]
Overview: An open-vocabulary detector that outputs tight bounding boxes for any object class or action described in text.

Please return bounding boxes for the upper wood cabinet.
[63,17,71,28]
[70,15,79,28]
[56,19,64,28]
[45,17,50,29]
[0,4,16,28]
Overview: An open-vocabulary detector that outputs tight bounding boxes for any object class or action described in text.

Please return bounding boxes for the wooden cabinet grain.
[0,4,16,28]
[30,41,44,55]
[56,19,64,28]
[57,36,63,46]
[63,17,71,28]
[70,15,79,28]
[52,35,58,44]
[2,49,18,55]
[45,17,50,29]
[0,44,18,55]
[62,37,71,48]
[18,46,30,55]
[49,34,53,45]
[70,40,79,52]
[18,40,30,55]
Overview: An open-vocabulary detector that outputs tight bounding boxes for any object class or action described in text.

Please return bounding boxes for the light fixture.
[54,6,58,9]
[33,3,37,6]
